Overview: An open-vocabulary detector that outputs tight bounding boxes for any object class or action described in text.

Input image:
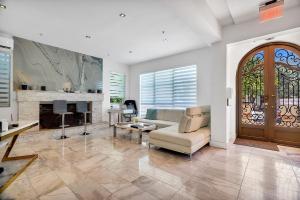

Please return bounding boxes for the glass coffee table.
[113,122,157,144]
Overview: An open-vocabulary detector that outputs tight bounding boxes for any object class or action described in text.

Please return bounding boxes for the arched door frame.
[236,41,300,144]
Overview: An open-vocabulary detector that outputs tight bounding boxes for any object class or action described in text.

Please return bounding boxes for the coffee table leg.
[138,130,142,144]
[113,126,117,138]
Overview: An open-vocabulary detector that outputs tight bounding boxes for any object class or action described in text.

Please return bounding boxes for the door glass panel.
[241,51,265,125]
[274,48,300,128]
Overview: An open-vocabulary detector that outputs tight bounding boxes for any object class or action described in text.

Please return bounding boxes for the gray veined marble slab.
[13,37,103,92]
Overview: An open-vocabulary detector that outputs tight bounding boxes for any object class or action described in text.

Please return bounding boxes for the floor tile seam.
[61,178,99,200]
[109,183,142,198]
[140,188,166,200]
[241,148,300,194]
[167,184,184,200]
[15,174,40,199]
[287,156,300,184]
[236,148,251,200]
[144,171,187,191]
[33,180,65,199]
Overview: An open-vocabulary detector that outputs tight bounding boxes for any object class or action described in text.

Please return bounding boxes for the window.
[0,48,11,107]
[140,65,197,116]
[110,72,125,104]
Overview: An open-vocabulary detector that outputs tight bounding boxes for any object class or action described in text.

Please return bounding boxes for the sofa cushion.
[178,113,210,133]
[145,109,157,120]
[186,106,210,116]
[149,137,210,154]
[199,113,210,128]
[149,125,210,147]
[139,118,177,128]
[185,116,203,132]
[178,115,200,133]
[156,109,185,122]
[178,115,190,133]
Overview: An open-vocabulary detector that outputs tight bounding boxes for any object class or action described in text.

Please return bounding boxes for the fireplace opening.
[39,102,92,129]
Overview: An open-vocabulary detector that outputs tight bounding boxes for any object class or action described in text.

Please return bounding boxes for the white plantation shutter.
[174,66,197,107]
[110,72,125,98]
[0,49,11,107]
[140,65,197,116]
[155,69,173,108]
[140,72,155,115]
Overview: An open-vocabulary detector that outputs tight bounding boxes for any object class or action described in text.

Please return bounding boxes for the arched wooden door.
[237,42,300,146]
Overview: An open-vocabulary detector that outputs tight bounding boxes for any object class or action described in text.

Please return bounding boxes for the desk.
[107,109,123,126]
[0,121,39,193]
[107,109,133,126]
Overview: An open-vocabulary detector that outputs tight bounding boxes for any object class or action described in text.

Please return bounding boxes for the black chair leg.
[81,112,91,135]
[0,167,4,174]
[59,135,69,139]
[57,114,69,140]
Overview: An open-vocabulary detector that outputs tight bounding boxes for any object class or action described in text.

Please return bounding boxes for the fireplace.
[39,102,92,129]
[17,90,104,130]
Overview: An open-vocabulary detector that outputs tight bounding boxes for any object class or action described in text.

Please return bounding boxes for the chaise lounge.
[141,106,211,158]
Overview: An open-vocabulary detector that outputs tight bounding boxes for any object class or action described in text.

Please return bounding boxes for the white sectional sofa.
[140,106,211,158]
[139,108,185,128]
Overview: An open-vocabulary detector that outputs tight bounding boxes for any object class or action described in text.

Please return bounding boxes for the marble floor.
[1,123,300,200]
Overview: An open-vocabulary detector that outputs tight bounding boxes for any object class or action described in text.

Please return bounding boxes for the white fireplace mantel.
[16,90,104,126]
[17,90,104,102]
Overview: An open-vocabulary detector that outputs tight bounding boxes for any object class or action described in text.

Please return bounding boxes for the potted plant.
[110,97,123,109]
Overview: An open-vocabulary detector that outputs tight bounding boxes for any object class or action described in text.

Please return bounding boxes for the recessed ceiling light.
[129,51,133,54]
[0,3,6,9]
[85,35,91,39]
[39,33,43,36]
[162,30,165,34]
[119,13,126,18]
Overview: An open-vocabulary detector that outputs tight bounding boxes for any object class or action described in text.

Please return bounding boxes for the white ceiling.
[0,0,299,65]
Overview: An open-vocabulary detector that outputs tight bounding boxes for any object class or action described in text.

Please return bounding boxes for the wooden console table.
[0,121,39,193]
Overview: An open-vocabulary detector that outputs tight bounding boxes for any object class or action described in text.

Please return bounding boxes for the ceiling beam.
[162,0,222,45]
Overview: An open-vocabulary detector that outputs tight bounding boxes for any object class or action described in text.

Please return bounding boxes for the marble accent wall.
[13,37,103,92]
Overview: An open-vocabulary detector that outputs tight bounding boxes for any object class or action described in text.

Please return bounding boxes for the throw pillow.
[179,114,210,133]
[178,115,190,133]
[145,109,157,120]
[199,113,210,128]
[184,117,201,132]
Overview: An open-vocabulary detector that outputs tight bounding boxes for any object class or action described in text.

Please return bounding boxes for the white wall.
[227,28,300,141]
[0,34,14,121]
[102,58,129,122]
[129,48,213,106]
[129,6,300,148]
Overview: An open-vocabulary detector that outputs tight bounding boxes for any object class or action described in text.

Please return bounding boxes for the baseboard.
[210,140,227,149]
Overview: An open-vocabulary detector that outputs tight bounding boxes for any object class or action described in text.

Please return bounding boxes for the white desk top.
[0,121,39,140]
[107,109,133,113]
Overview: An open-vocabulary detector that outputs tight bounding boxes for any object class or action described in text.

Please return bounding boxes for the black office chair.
[53,100,73,139]
[123,100,138,122]
[76,101,91,135]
